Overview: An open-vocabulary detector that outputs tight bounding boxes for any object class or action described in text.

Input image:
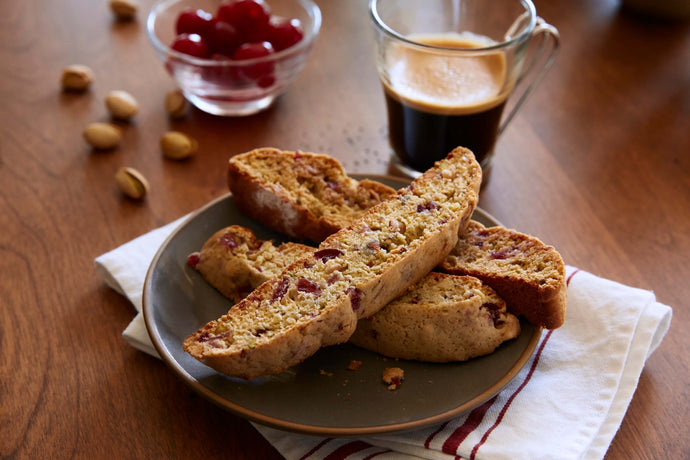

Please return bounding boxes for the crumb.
[319,369,333,377]
[382,367,404,390]
[347,360,362,371]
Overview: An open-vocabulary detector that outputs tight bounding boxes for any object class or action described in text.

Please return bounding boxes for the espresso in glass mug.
[370,0,559,178]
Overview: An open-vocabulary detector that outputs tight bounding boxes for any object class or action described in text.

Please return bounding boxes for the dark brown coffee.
[384,90,507,171]
[382,34,511,172]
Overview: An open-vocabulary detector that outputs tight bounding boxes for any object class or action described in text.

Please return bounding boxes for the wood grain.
[1,0,688,458]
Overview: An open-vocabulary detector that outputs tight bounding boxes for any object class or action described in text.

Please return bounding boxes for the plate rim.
[142,174,542,436]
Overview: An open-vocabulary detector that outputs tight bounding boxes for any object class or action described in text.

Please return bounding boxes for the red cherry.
[257,74,275,88]
[204,54,236,85]
[267,17,304,51]
[217,0,271,42]
[171,33,210,58]
[232,41,275,80]
[175,8,214,37]
[232,41,273,59]
[207,20,243,56]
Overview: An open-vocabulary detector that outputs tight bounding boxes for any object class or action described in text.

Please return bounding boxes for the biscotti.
[439,220,567,329]
[188,225,314,303]
[227,148,398,243]
[349,273,521,362]
[183,147,482,379]
[190,225,518,362]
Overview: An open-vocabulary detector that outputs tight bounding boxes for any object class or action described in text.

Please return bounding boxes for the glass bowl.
[146,0,321,116]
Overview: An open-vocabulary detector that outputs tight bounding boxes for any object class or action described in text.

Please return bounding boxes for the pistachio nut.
[61,64,94,91]
[105,90,139,120]
[160,131,198,160]
[109,0,138,20]
[115,167,149,199]
[83,122,122,150]
[165,90,188,119]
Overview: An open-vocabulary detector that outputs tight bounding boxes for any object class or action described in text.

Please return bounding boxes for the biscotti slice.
[349,273,521,362]
[188,225,314,303]
[439,221,567,329]
[183,147,482,379]
[227,147,397,243]
[190,226,517,363]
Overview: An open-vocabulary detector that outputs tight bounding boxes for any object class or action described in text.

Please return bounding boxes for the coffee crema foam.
[384,32,511,115]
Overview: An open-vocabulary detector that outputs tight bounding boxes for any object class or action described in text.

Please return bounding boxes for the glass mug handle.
[498,17,560,135]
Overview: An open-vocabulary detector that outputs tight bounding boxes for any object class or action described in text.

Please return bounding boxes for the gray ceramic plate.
[143,175,541,436]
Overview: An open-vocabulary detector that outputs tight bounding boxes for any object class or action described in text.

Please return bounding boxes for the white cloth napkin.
[95,218,672,460]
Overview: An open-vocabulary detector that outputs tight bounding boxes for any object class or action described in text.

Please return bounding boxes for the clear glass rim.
[368,0,537,52]
[146,0,322,67]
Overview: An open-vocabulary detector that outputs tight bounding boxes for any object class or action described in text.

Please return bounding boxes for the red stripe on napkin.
[362,448,394,459]
[300,438,333,460]
[323,440,374,460]
[424,421,449,448]
[440,396,498,455]
[468,269,579,458]
[469,330,553,459]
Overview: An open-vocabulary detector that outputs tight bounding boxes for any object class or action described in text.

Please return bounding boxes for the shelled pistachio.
[160,131,198,160]
[165,90,189,119]
[115,167,149,199]
[105,90,139,120]
[109,0,138,20]
[83,122,122,150]
[61,65,94,92]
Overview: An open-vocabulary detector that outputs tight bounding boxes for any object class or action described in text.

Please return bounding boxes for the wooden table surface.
[2,0,688,458]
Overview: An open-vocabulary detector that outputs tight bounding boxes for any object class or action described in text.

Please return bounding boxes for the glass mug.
[369,0,559,179]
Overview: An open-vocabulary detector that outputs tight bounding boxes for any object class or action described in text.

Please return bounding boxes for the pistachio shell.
[160,131,198,160]
[61,64,94,91]
[109,0,138,20]
[83,122,122,150]
[165,90,188,119]
[115,167,149,199]
[105,90,139,120]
